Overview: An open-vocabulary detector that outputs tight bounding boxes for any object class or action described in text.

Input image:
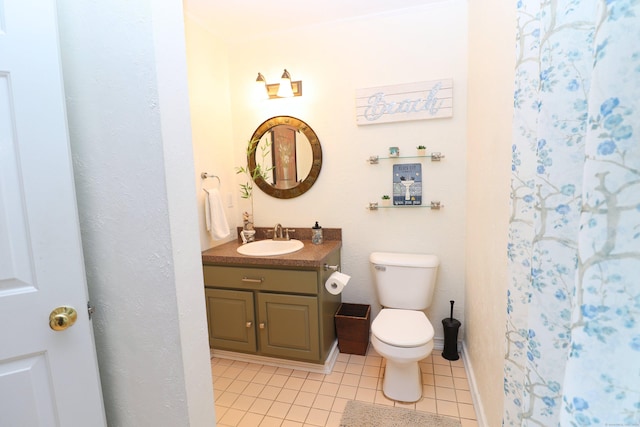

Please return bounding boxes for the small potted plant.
[381,194,391,206]
[417,145,426,156]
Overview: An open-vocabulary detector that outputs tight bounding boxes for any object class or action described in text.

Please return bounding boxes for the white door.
[0,1,107,426]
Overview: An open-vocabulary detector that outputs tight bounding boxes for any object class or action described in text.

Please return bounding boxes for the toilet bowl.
[371,308,434,402]
[369,252,439,402]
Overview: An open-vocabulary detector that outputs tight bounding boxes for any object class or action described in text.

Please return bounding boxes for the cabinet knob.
[246,321,253,328]
[259,323,266,329]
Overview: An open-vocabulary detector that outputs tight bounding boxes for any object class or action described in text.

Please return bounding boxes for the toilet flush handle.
[374,265,386,271]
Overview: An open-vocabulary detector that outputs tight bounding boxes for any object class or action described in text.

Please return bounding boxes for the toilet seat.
[371,309,434,348]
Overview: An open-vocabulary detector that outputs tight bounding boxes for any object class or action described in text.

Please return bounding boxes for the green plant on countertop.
[235,138,273,229]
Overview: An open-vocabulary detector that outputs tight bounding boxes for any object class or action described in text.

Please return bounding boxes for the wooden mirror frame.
[248,116,322,199]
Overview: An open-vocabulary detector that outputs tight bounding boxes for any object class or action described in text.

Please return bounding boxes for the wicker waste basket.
[335,303,371,355]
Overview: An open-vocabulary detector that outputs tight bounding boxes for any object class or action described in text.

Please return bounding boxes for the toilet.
[369,252,439,402]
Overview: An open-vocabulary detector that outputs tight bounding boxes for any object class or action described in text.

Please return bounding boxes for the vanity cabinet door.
[205,288,257,353]
[257,293,319,362]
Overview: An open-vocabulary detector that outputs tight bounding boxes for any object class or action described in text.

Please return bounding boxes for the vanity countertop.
[202,227,342,268]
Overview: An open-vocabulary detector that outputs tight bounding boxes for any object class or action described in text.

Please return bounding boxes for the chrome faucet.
[273,223,283,240]
[272,223,295,241]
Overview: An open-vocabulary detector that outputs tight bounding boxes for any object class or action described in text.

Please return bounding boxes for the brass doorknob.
[49,306,78,331]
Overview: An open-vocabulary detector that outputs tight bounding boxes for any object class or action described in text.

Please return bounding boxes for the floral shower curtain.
[505,1,640,426]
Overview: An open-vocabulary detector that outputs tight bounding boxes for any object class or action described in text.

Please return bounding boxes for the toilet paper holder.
[324,264,339,271]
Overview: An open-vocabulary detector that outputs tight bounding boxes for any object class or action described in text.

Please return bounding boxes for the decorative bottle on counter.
[312,221,323,245]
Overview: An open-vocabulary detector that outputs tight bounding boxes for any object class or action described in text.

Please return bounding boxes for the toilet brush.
[441,300,461,361]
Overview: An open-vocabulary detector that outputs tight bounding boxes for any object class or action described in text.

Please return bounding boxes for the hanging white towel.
[203,188,230,240]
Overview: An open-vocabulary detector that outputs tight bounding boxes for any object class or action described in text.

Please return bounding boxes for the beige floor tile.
[305,408,329,426]
[374,391,395,406]
[331,397,349,413]
[284,376,305,391]
[415,397,437,413]
[275,388,298,404]
[237,369,258,382]
[456,389,473,404]
[357,375,378,389]
[435,375,455,388]
[332,361,347,373]
[232,395,257,411]
[219,408,245,425]
[227,380,249,394]
[249,398,274,415]
[318,382,339,396]
[336,384,357,400]
[436,399,459,417]
[348,354,367,365]
[268,374,289,388]
[243,382,265,397]
[293,391,316,407]
[291,370,308,379]
[252,372,274,385]
[238,412,264,427]
[312,394,334,411]
[325,411,342,427]
[222,366,244,379]
[285,404,310,422]
[423,385,436,399]
[452,366,467,378]
[300,379,322,394]
[361,365,381,377]
[259,385,282,400]
[324,371,343,384]
[341,373,360,386]
[432,356,451,366]
[458,402,477,420]
[212,348,477,427]
[436,386,457,402]
[394,401,416,410]
[355,387,376,403]
[266,401,291,419]
[434,363,453,376]
[345,363,364,375]
[216,391,239,407]
[453,376,470,390]
[259,415,283,427]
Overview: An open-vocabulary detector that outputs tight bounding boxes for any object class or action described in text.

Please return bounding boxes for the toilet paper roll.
[325,271,351,295]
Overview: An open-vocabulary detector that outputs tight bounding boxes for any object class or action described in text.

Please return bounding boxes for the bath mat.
[340,400,461,427]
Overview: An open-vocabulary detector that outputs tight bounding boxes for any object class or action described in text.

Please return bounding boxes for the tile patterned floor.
[211,347,478,427]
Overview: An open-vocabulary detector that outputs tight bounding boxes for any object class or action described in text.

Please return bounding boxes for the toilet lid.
[371,309,434,347]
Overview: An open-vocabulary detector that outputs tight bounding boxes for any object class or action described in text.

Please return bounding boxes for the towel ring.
[201,172,221,186]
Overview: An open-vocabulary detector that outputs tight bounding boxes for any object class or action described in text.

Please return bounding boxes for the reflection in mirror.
[248,116,322,199]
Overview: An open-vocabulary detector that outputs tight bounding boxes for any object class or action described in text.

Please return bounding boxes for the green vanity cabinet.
[203,248,341,365]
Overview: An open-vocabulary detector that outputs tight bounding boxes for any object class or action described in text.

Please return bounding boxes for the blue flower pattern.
[506,0,640,425]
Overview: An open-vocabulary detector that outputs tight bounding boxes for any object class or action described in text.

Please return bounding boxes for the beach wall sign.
[355,79,453,125]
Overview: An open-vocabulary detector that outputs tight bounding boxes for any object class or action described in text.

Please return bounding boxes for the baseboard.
[210,340,340,375]
[461,340,489,427]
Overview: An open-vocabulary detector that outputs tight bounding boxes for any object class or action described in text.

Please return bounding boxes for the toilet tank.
[370,252,439,310]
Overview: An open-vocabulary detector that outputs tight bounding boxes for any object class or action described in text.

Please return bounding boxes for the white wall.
[221,0,469,340]
[57,1,215,425]
[184,17,238,250]
[465,0,514,425]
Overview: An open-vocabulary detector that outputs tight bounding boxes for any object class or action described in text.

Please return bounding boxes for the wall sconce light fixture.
[256,69,302,99]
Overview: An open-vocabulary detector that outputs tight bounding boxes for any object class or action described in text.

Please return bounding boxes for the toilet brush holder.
[442,300,461,361]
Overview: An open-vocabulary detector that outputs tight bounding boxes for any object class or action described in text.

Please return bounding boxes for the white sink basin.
[237,239,304,257]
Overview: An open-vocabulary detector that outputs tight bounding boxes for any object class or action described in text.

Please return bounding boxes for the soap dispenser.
[311,221,323,245]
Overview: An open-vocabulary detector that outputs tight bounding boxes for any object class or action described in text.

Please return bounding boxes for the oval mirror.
[248,116,322,199]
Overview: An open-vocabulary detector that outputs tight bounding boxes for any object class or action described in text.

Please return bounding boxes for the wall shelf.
[367,201,443,210]
[367,152,444,164]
